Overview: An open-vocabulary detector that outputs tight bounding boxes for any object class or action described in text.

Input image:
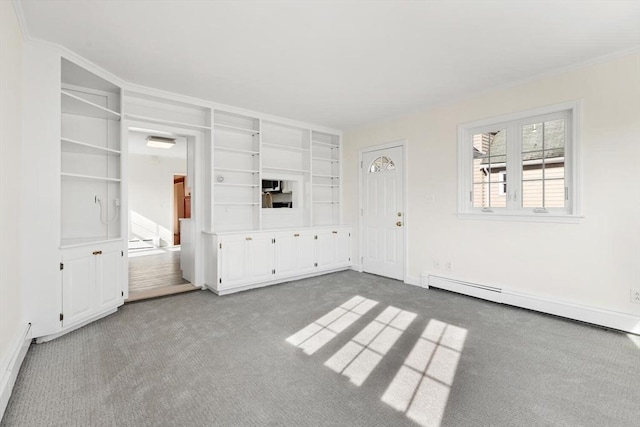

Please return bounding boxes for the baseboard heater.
[426,275,503,303]
[423,274,640,334]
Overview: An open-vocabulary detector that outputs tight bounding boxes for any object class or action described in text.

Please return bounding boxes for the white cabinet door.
[297,231,317,274]
[316,228,351,270]
[274,231,316,278]
[334,229,351,266]
[274,233,298,278]
[248,235,275,282]
[62,243,124,329]
[316,230,336,268]
[61,247,94,328]
[220,236,251,288]
[96,246,122,311]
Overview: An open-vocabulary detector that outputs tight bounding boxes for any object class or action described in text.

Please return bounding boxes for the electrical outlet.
[433,259,440,270]
[446,261,452,272]
[631,288,640,304]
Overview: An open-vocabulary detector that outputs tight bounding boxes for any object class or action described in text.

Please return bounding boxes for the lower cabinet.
[207,226,351,294]
[317,228,351,269]
[61,241,123,329]
[218,233,274,289]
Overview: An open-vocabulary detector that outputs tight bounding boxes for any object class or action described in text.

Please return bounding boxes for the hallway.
[127,246,197,301]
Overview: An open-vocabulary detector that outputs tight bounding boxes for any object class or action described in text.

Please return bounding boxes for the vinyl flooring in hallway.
[127,246,197,301]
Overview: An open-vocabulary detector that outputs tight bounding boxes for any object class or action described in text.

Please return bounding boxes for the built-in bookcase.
[312,131,340,226]
[210,111,341,232]
[60,58,122,247]
[213,111,261,232]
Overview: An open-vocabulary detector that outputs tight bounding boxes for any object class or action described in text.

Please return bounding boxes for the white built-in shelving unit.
[60,58,123,247]
[211,113,341,233]
[212,111,261,232]
[311,131,341,225]
[57,58,125,331]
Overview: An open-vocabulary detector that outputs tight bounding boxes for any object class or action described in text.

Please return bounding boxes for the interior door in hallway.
[361,145,404,280]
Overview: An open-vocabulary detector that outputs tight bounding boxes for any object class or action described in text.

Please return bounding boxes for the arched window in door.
[369,156,396,173]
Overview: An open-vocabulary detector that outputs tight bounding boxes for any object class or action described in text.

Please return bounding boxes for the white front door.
[361,146,404,280]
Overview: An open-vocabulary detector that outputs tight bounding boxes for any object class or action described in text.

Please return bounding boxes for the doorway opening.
[173,174,191,245]
[126,126,197,302]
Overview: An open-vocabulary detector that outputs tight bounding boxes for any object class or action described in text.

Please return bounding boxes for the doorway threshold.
[126,283,199,303]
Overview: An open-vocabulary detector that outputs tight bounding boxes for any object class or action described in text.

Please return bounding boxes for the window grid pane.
[472,130,506,208]
[521,119,565,208]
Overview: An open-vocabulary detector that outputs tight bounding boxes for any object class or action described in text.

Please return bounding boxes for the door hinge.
[121,291,124,297]
[360,160,363,168]
[314,235,318,240]
[348,257,351,261]
[272,269,276,275]
[59,313,64,322]
[59,262,64,271]
[348,233,351,237]
[469,191,473,202]
[219,243,222,249]
[314,262,318,267]
[121,250,124,257]
[219,278,222,284]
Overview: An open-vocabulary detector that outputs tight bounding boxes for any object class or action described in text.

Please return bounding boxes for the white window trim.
[457,100,583,223]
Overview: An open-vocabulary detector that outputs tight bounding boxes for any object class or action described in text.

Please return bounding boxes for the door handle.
[396,221,403,227]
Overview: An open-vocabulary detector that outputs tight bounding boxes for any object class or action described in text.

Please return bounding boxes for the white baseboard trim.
[425,274,640,334]
[350,264,363,273]
[0,323,31,419]
[210,266,352,296]
[404,275,421,287]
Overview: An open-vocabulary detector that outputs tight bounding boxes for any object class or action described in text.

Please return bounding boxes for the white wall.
[343,53,640,317]
[0,0,25,375]
[128,154,186,246]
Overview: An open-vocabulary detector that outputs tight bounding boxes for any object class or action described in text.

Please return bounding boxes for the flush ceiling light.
[146,136,176,149]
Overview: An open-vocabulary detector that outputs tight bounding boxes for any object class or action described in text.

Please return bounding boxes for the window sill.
[456,212,584,224]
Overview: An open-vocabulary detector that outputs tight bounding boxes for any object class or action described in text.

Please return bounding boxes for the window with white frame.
[458,102,580,220]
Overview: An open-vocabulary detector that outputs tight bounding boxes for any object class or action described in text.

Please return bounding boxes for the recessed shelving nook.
[212,111,261,232]
[60,58,123,247]
[311,131,341,225]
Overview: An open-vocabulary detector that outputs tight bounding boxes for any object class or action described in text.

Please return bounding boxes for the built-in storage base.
[204,226,351,295]
[58,239,124,337]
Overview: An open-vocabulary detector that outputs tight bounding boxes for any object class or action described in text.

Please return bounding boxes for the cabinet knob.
[92,250,102,255]
[245,237,253,241]
[332,231,338,234]
[294,233,300,237]
[396,221,403,227]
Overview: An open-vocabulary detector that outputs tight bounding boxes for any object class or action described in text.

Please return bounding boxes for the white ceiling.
[18,0,640,129]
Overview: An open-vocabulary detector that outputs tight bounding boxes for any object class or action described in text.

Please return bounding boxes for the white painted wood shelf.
[262,142,310,152]
[61,172,121,182]
[215,123,259,135]
[61,138,120,156]
[61,90,121,121]
[125,113,211,131]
